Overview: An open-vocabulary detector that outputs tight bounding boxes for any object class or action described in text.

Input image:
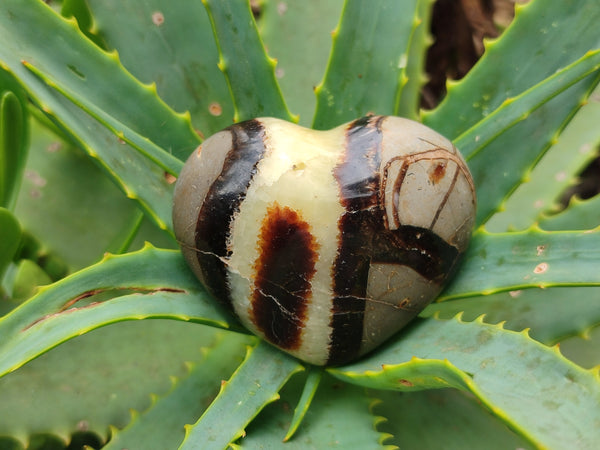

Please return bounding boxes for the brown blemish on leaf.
[152,11,165,26]
[399,379,414,387]
[534,262,548,274]
[536,245,546,256]
[22,286,186,331]
[277,2,288,16]
[209,102,222,116]
[164,172,177,184]
[25,169,47,187]
[46,142,61,153]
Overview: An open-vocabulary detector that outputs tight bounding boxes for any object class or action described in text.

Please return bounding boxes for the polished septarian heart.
[173,115,476,366]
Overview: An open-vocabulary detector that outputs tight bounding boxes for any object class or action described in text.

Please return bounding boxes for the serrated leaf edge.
[35,2,199,142]
[106,336,226,447]
[368,396,399,449]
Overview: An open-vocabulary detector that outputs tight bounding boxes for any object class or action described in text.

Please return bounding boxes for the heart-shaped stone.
[173,115,476,366]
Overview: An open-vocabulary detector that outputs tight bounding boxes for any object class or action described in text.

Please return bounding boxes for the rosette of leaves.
[0,0,599,449]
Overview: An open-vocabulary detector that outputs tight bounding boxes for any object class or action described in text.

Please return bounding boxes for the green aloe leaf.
[60,0,105,48]
[394,0,435,120]
[202,0,295,123]
[2,259,51,307]
[329,316,600,449]
[24,62,183,176]
[540,195,600,231]
[423,0,600,138]
[85,0,233,139]
[0,321,223,444]
[441,227,600,300]
[467,75,598,227]
[0,69,29,210]
[0,0,200,161]
[0,245,241,378]
[374,389,531,449]
[457,51,600,225]
[283,366,323,442]
[104,332,251,450]
[312,0,418,129]
[456,50,600,160]
[422,0,600,226]
[561,326,600,370]
[24,80,174,234]
[12,117,148,272]
[0,207,20,281]
[425,287,600,345]
[487,84,600,231]
[239,373,392,449]
[258,0,343,125]
[180,341,303,450]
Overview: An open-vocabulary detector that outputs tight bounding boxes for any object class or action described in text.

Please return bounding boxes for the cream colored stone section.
[378,116,476,252]
[227,117,347,366]
[380,116,456,231]
[431,169,477,249]
[379,116,454,161]
[361,264,442,355]
[395,159,459,231]
[172,131,233,286]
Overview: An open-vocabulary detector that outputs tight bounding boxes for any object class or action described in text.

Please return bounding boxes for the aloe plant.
[0,0,599,448]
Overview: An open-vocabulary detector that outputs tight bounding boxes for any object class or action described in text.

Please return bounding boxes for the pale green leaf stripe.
[202,0,295,123]
[179,341,303,450]
[455,50,600,160]
[105,333,252,450]
[312,0,418,129]
[24,62,184,176]
[330,316,600,449]
[0,0,200,161]
[0,245,241,378]
[441,227,600,300]
[423,0,600,139]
